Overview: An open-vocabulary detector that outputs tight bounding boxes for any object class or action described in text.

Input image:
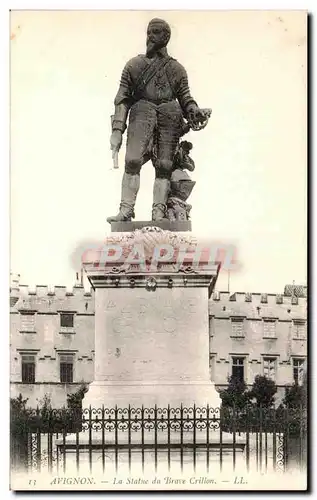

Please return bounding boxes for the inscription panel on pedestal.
[96,288,210,382]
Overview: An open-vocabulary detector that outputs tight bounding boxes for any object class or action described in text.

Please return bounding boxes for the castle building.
[10,274,95,408]
[209,286,307,403]
[10,274,307,408]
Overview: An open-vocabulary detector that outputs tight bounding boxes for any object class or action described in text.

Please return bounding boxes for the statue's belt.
[142,97,177,105]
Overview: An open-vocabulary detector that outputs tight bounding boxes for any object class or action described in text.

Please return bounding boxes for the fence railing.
[10,405,307,476]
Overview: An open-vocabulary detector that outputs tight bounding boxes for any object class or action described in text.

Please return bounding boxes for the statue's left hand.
[191,107,209,124]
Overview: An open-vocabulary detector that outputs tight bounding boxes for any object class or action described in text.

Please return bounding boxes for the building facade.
[10,275,95,408]
[209,287,307,403]
[10,274,307,408]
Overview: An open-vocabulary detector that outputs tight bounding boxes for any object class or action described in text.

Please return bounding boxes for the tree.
[66,384,88,431]
[10,393,29,435]
[10,394,30,466]
[10,393,29,417]
[282,382,306,409]
[247,375,277,408]
[67,384,88,410]
[219,375,250,409]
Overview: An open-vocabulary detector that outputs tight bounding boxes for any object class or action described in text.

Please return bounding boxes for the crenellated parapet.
[209,288,307,321]
[10,274,307,322]
[210,289,307,305]
[10,280,94,315]
[17,284,93,297]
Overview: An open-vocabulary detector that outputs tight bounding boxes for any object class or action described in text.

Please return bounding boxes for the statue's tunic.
[113,50,197,177]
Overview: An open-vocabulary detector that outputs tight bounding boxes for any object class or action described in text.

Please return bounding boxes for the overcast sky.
[10,10,307,293]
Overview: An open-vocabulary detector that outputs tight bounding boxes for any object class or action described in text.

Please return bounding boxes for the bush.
[275,379,307,438]
[10,394,30,437]
[282,382,306,409]
[10,385,88,437]
[221,405,286,433]
[220,375,281,432]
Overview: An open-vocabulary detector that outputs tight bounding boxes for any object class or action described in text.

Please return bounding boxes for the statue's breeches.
[125,99,184,179]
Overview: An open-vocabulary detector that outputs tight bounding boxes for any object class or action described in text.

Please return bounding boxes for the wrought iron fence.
[10,405,307,476]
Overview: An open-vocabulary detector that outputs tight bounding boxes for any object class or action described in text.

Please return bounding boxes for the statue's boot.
[152,178,170,221]
[107,172,140,224]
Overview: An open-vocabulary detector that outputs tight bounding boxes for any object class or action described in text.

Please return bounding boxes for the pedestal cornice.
[83,226,221,297]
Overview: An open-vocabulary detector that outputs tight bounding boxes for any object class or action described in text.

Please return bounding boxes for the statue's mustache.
[146,40,156,47]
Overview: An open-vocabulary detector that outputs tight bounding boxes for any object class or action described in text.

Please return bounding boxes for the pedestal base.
[83,381,221,409]
[110,220,192,232]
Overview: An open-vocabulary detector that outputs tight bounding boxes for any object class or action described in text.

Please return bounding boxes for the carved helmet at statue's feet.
[152,203,167,221]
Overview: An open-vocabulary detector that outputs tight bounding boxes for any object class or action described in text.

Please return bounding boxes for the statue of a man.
[107,18,209,223]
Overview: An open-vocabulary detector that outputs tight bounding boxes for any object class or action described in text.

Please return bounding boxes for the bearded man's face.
[146,23,168,55]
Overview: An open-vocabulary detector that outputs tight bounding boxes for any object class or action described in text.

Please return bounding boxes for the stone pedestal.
[82,225,221,409]
[59,225,245,477]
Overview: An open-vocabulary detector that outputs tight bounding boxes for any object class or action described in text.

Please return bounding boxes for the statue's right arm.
[111,61,134,134]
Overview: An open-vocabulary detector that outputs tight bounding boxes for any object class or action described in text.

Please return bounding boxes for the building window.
[293,358,305,385]
[263,357,277,381]
[232,357,245,382]
[231,317,244,337]
[21,354,36,383]
[60,313,74,328]
[20,312,36,332]
[293,320,306,339]
[263,319,276,338]
[59,354,74,383]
